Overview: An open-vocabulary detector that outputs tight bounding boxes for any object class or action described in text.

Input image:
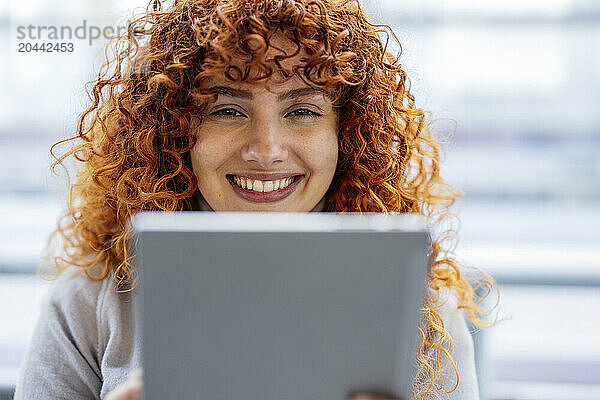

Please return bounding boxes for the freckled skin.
[189,74,339,212]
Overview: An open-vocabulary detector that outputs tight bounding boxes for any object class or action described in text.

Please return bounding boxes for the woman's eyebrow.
[207,86,253,99]
[206,85,331,102]
[277,87,332,102]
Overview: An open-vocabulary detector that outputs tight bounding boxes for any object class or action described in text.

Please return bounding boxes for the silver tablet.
[130,212,431,400]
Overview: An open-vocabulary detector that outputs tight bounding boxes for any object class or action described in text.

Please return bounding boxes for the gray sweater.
[14,269,479,399]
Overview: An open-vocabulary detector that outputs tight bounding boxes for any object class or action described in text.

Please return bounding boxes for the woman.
[15,0,494,398]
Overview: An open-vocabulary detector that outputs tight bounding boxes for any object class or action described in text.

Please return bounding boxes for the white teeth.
[263,181,274,192]
[231,176,296,192]
[252,180,264,192]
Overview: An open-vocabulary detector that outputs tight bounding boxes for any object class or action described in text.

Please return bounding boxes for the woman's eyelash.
[209,107,322,119]
[286,108,323,118]
[210,108,246,118]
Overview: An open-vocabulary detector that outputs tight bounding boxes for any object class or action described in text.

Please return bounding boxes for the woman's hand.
[105,368,143,400]
[348,390,403,400]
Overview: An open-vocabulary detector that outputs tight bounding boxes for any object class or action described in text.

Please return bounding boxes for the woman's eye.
[285,108,323,119]
[210,108,246,119]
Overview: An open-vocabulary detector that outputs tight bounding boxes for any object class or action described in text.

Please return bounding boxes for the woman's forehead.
[197,76,333,101]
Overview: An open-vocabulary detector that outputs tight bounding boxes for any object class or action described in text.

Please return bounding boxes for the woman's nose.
[241,119,288,169]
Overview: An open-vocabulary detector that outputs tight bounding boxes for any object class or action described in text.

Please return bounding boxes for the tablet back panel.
[132,212,430,400]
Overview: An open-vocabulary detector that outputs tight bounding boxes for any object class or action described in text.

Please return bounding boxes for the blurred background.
[1,0,599,399]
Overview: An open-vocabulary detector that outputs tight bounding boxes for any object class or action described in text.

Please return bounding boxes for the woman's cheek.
[300,131,338,173]
[192,134,237,172]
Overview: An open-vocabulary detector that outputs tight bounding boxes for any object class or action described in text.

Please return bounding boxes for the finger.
[127,380,143,400]
[347,390,403,400]
[105,375,143,400]
[117,380,142,400]
[127,369,143,400]
[129,368,143,381]
[350,396,402,400]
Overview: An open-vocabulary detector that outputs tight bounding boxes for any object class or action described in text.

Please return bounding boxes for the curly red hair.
[42,0,496,398]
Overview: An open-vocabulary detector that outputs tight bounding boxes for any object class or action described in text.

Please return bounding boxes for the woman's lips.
[227,174,304,203]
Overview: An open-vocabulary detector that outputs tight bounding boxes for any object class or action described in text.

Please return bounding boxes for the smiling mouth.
[226,174,305,203]
[226,174,301,192]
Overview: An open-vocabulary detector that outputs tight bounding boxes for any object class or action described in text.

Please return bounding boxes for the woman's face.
[190,75,338,212]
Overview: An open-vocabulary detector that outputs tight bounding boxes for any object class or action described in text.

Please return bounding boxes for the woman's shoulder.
[14,269,110,399]
[41,267,112,316]
[40,267,137,338]
[414,286,480,399]
[45,266,107,293]
[428,286,474,348]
